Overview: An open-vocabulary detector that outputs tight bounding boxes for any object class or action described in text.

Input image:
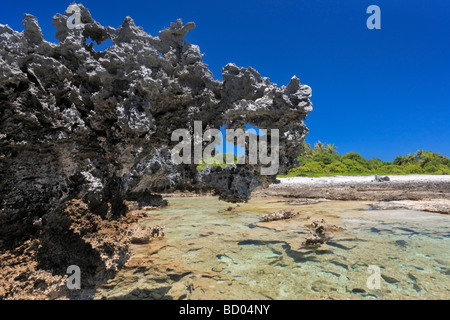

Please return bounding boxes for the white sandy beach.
[271,175,450,187]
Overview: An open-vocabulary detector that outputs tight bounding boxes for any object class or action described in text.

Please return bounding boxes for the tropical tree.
[314,141,325,154]
[394,155,407,166]
[325,144,338,154]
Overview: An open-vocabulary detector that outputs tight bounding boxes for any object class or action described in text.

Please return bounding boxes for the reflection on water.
[95,197,450,300]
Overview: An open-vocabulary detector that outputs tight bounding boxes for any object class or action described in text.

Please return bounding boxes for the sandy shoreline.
[270,175,450,187]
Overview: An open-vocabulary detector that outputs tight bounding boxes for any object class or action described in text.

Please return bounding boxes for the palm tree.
[406,153,416,163]
[415,149,424,162]
[394,155,406,165]
[421,151,434,166]
[314,141,325,154]
[325,144,338,154]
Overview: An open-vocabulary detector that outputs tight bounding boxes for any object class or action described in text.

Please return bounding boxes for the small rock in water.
[370,227,381,233]
[262,210,299,222]
[305,226,327,246]
[394,240,407,248]
[408,273,417,281]
[304,219,345,246]
[381,274,400,284]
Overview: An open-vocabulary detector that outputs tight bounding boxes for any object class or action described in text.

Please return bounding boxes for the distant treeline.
[196,142,449,176]
[279,141,450,177]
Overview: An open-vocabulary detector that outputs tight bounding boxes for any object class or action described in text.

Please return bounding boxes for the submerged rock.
[394,240,408,248]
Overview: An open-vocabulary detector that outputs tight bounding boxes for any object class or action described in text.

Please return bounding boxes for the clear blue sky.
[1,0,449,161]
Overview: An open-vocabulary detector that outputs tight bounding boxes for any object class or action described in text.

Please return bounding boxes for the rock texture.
[0,4,312,298]
[0,199,141,299]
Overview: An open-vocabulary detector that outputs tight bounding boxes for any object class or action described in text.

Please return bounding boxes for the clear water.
[95,197,450,300]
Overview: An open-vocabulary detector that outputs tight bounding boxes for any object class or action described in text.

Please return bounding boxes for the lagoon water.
[95,197,450,300]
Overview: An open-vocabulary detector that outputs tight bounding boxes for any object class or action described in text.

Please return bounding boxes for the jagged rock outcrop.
[0,3,312,298]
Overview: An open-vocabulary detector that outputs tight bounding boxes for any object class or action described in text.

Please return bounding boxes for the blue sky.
[1,0,449,161]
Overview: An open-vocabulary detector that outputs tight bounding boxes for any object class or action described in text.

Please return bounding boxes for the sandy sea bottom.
[95,197,450,300]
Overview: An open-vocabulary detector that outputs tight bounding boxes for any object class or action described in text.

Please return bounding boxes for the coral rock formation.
[0,3,312,298]
[304,219,344,246]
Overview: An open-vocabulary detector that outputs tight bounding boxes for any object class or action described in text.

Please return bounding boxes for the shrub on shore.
[195,142,449,177]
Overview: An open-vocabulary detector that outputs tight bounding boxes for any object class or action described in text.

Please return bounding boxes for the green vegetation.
[279,141,450,177]
[195,141,449,177]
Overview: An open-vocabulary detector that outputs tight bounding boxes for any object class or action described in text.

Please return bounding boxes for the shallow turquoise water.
[96,197,450,299]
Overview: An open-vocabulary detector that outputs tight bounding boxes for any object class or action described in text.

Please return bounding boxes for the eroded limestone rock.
[0,3,312,298]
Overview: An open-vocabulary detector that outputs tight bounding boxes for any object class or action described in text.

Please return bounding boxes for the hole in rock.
[84,37,114,52]
[197,124,266,169]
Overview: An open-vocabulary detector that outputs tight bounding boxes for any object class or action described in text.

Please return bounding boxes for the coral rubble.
[262,210,299,222]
